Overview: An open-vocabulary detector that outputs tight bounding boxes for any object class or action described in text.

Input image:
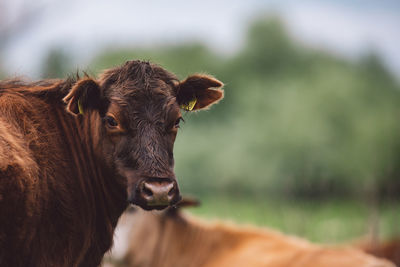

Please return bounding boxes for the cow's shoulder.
[0,91,42,199]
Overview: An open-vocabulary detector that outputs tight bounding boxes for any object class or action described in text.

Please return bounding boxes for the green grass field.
[186,194,400,244]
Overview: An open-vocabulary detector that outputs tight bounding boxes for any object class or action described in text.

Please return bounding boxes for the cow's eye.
[105,116,118,127]
[174,117,184,128]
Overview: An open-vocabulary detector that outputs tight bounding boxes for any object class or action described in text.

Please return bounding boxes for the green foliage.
[91,44,222,79]
[89,17,400,199]
[41,48,73,79]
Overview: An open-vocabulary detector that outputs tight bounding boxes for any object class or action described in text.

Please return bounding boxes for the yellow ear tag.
[180,98,197,111]
[78,99,84,115]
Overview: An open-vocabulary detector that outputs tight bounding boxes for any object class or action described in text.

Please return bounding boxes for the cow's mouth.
[129,194,182,211]
[135,201,181,211]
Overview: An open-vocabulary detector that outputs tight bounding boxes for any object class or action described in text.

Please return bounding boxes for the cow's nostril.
[142,186,153,197]
[167,186,175,196]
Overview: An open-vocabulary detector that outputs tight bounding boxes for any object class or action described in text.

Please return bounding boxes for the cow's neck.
[66,107,126,214]
[83,111,126,213]
[55,105,127,262]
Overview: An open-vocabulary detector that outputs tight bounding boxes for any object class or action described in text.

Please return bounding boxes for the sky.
[1,0,399,78]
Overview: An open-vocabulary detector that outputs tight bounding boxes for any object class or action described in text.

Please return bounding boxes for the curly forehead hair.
[99,60,179,95]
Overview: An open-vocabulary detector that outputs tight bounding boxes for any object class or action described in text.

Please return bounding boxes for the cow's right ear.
[63,78,106,116]
[176,196,200,208]
[165,196,200,218]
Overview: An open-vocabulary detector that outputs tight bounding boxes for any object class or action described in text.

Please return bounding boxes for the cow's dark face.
[63,61,223,210]
[100,77,183,210]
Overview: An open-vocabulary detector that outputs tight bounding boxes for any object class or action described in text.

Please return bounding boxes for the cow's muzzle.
[129,177,181,210]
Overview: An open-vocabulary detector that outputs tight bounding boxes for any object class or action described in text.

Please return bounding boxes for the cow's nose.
[137,178,180,209]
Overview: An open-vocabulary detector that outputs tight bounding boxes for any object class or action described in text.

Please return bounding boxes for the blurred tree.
[40,48,73,79]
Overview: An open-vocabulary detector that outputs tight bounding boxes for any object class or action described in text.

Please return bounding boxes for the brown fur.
[105,207,395,267]
[0,61,223,266]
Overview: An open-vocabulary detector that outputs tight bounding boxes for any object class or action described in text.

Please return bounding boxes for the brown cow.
[104,201,395,267]
[0,60,224,267]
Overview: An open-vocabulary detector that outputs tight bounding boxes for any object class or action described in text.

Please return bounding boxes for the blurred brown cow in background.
[103,199,395,267]
[0,60,223,267]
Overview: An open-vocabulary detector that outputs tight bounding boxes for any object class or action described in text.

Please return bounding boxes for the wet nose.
[137,178,180,209]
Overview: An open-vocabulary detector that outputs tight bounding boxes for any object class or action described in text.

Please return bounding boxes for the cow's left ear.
[177,74,224,111]
[165,196,200,218]
[176,196,201,208]
[63,78,106,116]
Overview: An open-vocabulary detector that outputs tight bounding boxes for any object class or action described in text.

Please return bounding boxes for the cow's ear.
[63,78,106,116]
[165,196,200,218]
[177,74,224,111]
[176,196,200,208]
